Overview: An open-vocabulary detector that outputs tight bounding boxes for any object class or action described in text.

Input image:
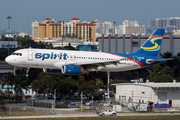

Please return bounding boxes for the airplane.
[5,28,172,76]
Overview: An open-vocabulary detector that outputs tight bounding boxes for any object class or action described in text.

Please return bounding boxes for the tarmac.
[1,112,180,119]
[1,103,180,119]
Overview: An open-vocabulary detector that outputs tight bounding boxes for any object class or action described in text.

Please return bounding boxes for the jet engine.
[61,65,87,75]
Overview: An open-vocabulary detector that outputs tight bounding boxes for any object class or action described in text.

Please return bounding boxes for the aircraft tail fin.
[134,28,165,57]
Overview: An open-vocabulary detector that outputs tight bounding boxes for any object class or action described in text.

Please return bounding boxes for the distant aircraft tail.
[134,28,165,57]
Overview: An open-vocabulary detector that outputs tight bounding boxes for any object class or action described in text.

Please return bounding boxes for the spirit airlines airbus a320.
[5,28,171,76]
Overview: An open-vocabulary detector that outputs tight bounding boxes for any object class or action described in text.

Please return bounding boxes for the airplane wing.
[53,58,127,69]
[146,58,173,64]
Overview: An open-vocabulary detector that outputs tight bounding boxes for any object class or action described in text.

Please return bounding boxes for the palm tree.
[95,78,106,89]
[2,72,15,100]
[159,51,174,68]
[147,64,174,82]
[41,75,53,97]
[14,74,29,102]
[52,80,78,101]
[0,90,6,108]
[31,79,44,97]
[173,53,180,77]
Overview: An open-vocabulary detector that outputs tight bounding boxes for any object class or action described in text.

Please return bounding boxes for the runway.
[1,103,180,119]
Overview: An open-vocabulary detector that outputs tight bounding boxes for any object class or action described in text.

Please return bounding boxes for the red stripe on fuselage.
[103,52,146,68]
[130,59,146,68]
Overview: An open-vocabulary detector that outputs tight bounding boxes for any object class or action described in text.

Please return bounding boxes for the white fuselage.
[5,48,142,72]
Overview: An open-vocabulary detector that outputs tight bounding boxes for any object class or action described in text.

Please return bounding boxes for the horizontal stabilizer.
[146,58,173,64]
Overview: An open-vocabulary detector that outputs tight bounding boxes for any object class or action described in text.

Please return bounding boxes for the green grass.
[75,109,94,113]
[6,116,180,120]
[1,108,180,120]
[0,108,52,117]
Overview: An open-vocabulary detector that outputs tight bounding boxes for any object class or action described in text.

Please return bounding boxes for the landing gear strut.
[26,67,30,77]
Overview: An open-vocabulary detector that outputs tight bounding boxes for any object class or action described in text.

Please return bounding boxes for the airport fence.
[0,105,98,118]
[0,106,53,118]
[27,99,78,108]
[1,104,180,119]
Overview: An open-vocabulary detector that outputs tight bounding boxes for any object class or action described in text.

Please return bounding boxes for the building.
[0,61,14,85]
[0,85,34,97]
[123,20,145,35]
[149,17,180,33]
[112,80,180,107]
[98,34,180,56]
[95,20,123,37]
[19,32,28,37]
[52,38,84,48]
[123,20,139,34]
[31,18,96,42]
[125,26,145,36]
[115,25,123,36]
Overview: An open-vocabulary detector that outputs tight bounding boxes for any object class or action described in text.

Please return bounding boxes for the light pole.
[62,36,65,50]
[62,37,63,50]
[114,22,115,37]
[7,16,12,55]
[131,91,134,111]
[107,71,110,99]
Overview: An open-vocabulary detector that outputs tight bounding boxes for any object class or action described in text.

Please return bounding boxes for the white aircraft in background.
[5,29,171,76]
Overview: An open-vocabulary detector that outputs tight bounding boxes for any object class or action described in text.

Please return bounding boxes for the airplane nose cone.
[5,56,11,64]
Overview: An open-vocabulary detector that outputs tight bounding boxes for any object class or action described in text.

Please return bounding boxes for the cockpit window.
[12,52,22,56]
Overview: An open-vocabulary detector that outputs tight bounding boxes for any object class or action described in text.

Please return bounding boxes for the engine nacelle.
[43,68,62,74]
[62,65,87,75]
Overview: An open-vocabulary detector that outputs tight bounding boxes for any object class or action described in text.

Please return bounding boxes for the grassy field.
[1,108,180,120]
[0,108,52,117]
[4,116,180,120]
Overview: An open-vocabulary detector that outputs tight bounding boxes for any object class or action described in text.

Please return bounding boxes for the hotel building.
[31,18,96,42]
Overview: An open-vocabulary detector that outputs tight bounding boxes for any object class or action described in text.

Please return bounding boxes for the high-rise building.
[149,17,180,33]
[123,20,145,35]
[115,25,123,36]
[125,26,145,35]
[31,18,96,42]
[95,20,121,36]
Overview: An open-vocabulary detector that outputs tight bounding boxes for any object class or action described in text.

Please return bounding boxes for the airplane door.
[28,50,33,61]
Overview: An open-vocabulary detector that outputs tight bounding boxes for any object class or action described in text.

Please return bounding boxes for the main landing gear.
[26,67,30,77]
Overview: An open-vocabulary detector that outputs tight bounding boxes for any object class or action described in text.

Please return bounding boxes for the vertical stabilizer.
[134,28,165,57]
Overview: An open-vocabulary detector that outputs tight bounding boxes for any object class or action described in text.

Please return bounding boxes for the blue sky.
[0,0,180,34]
